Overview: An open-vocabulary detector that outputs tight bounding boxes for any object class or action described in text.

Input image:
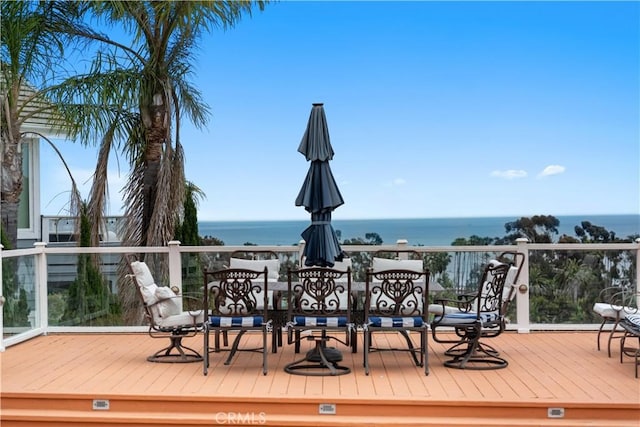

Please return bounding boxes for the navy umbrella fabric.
[295,103,346,267]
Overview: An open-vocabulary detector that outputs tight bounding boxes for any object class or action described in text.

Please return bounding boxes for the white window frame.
[17,137,41,241]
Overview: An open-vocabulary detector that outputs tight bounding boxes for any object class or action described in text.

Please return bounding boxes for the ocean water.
[198,215,640,246]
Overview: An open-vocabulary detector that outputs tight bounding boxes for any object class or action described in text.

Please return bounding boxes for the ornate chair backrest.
[368,251,428,316]
[204,268,269,316]
[288,267,352,319]
[475,261,511,316]
[366,267,429,318]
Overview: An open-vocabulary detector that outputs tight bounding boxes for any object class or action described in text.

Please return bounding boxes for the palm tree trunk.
[1,127,23,250]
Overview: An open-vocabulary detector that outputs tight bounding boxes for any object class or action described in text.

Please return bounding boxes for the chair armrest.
[433,293,476,312]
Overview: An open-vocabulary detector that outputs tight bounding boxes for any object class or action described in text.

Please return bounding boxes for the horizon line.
[197,213,640,223]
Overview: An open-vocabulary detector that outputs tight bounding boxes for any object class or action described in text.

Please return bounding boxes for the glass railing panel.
[3,254,37,338]
[46,251,170,327]
[528,248,637,325]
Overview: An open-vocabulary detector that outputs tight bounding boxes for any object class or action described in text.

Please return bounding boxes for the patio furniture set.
[126,251,528,377]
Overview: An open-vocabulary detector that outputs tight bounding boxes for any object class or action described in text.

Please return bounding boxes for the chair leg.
[263,325,268,376]
[350,327,358,353]
[443,326,507,370]
[606,318,626,358]
[148,335,202,364]
[294,330,301,353]
[397,330,421,367]
[363,329,370,375]
[225,330,247,365]
[203,324,209,375]
[596,318,607,351]
[214,330,221,353]
[422,328,429,376]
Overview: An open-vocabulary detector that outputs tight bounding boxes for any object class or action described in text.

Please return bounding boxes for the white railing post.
[298,240,306,267]
[396,239,408,258]
[516,238,530,333]
[167,241,183,311]
[34,242,48,333]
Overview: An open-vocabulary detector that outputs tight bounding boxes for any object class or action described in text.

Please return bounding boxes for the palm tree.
[64,1,266,249]
[0,1,85,250]
[53,1,267,322]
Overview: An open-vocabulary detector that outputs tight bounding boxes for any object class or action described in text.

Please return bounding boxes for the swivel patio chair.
[428,251,524,358]
[127,255,205,363]
[203,267,271,376]
[285,266,355,376]
[299,256,358,350]
[363,252,430,376]
[430,259,511,370]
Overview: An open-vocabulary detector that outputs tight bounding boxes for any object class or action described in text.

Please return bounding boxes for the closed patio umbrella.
[295,103,346,267]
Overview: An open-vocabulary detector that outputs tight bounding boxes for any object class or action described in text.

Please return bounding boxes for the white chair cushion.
[302,257,352,282]
[230,258,280,282]
[372,257,423,273]
[130,261,155,287]
[139,282,159,305]
[331,258,352,272]
[593,302,629,319]
[156,311,204,328]
[131,261,160,305]
[329,258,352,283]
[503,265,520,301]
[155,286,181,317]
[427,303,461,316]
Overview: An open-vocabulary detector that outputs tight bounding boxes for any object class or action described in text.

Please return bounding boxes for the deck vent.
[318,403,336,415]
[92,399,110,410]
[547,407,564,418]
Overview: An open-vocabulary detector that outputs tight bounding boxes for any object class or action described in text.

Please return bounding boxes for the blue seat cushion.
[368,316,424,328]
[434,311,499,325]
[293,316,347,327]
[209,315,264,327]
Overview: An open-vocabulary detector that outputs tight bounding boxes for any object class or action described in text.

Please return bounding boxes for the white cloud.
[383,178,406,188]
[490,169,527,180]
[537,165,566,178]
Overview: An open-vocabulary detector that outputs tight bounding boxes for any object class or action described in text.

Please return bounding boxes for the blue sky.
[40,1,639,221]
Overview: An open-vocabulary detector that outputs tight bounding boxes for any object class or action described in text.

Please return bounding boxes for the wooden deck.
[1,331,639,426]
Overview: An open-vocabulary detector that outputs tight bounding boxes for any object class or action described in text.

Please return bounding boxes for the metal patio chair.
[127,255,204,363]
[363,251,430,376]
[203,267,271,376]
[430,259,511,370]
[285,266,355,376]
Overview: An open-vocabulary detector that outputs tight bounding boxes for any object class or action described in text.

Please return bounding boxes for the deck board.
[2,331,639,426]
